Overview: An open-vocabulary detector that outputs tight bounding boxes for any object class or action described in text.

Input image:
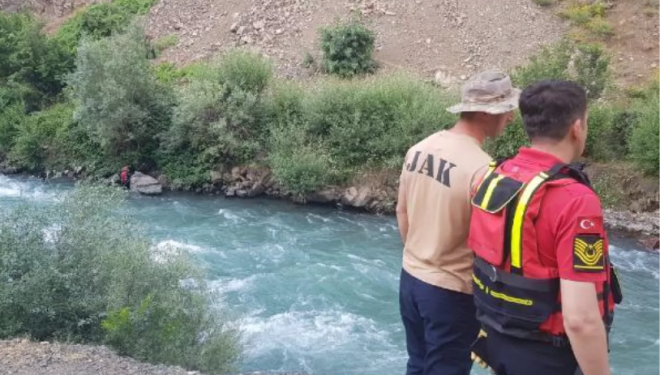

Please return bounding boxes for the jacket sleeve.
[553,192,608,283]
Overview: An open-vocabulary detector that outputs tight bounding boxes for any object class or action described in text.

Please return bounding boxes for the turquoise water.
[0,174,657,375]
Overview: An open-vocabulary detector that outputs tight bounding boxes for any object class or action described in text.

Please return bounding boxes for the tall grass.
[265,72,457,194]
[54,0,158,54]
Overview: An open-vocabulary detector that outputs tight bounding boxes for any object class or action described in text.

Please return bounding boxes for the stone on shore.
[130,172,163,196]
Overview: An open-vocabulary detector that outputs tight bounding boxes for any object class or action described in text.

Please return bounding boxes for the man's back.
[399,129,491,294]
[496,148,612,332]
[466,80,619,375]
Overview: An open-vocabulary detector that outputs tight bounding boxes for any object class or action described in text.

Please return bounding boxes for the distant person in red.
[120,166,130,189]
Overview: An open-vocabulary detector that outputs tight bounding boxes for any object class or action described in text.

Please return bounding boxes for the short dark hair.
[519,80,587,141]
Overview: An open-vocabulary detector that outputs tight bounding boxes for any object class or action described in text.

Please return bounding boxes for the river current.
[0,174,657,375]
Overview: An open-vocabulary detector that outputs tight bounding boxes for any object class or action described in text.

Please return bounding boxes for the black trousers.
[399,269,480,375]
[483,328,582,375]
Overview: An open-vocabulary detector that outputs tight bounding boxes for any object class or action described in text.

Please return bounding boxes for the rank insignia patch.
[573,234,605,272]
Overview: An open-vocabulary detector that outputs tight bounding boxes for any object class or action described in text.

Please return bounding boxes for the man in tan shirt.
[396,71,521,375]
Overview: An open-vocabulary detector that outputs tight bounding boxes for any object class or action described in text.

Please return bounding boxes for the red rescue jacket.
[468,159,622,346]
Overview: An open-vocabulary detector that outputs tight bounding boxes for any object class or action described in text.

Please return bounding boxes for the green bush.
[265,80,307,129]
[560,1,607,25]
[268,124,344,196]
[489,38,614,158]
[301,74,455,168]
[160,50,272,184]
[571,42,611,100]
[511,38,611,100]
[54,0,158,54]
[583,104,634,162]
[0,184,241,373]
[67,21,174,166]
[586,17,614,38]
[113,0,158,14]
[510,39,573,88]
[264,73,457,190]
[216,49,273,93]
[0,103,26,156]
[151,34,179,58]
[484,115,529,159]
[8,101,75,171]
[265,81,334,194]
[152,61,218,85]
[156,148,210,190]
[0,12,74,111]
[628,82,659,176]
[319,19,378,78]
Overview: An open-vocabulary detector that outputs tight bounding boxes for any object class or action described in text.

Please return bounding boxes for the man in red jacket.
[120,166,130,189]
[468,80,622,375]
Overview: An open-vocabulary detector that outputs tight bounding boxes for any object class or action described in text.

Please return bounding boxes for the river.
[0,174,657,375]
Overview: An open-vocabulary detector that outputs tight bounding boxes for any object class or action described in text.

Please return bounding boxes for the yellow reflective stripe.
[480,175,505,210]
[472,274,484,290]
[473,274,534,306]
[489,291,534,306]
[574,265,606,270]
[476,162,497,190]
[510,172,549,269]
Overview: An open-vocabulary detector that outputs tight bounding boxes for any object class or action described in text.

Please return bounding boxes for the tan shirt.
[398,130,491,294]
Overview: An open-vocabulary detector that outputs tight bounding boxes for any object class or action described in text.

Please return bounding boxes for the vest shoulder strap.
[507,162,594,273]
[547,162,594,190]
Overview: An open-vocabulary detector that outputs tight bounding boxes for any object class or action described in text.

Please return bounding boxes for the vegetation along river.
[0,174,657,375]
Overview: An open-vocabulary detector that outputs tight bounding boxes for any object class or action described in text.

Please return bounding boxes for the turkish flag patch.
[574,216,603,234]
[573,234,605,273]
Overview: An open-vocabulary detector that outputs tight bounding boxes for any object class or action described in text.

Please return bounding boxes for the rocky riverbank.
[1,162,657,250]
[152,164,660,249]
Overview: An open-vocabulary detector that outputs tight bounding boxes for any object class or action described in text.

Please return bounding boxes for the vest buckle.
[489,264,498,282]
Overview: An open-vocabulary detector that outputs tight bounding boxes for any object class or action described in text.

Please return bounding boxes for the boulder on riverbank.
[0,164,19,175]
[130,172,162,195]
[222,166,276,198]
[603,209,660,250]
[341,186,374,208]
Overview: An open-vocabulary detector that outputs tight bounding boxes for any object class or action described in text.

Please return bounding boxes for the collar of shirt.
[512,147,566,171]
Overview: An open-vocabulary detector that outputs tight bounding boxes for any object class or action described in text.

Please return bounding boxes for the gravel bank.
[0,339,306,375]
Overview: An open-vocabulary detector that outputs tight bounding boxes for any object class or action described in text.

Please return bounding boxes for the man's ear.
[568,118,583,140]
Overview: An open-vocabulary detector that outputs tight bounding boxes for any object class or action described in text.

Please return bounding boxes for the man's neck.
[448,120,487,145]
[530,141,575,164]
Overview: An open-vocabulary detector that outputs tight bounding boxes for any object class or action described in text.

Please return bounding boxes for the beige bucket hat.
[446,71,521,115]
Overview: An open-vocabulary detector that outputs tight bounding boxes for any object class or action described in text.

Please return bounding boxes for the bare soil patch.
[143,0,568,83]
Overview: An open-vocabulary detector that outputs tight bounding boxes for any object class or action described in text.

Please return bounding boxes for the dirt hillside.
[602,0,659,87]
[143,0,567,83]
[1,0,657,87]
[0,0,104,18]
